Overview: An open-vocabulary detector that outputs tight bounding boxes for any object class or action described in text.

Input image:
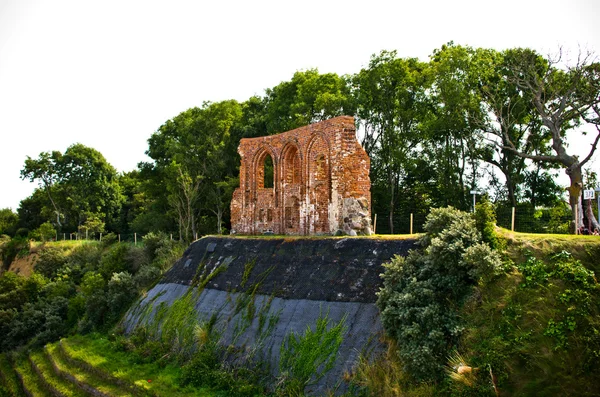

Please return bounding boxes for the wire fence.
[49,204,599,241]
[51,231,186,245]
[372,206,598,236]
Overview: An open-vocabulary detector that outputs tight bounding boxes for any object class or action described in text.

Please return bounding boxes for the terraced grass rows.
[1,338,148,397]
[12,355,52,397]
[0,353,26,397]
[54,340,148,397]
[1,333,222,397]
[29,350,87,397]
[60,335,211,396]
[46,343,129,397]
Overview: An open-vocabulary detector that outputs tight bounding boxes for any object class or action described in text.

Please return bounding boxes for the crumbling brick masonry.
[230,116,371,235]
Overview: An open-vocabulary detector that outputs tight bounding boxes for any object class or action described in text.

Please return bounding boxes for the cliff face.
[124,236,416,395]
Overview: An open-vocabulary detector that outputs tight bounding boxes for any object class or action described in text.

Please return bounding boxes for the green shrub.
[377,206,501,382]
[34,247,68,279]
[143,231,183,270]
[100,232,118,246]
[67,244,102,272]
[475,199,499,249]
[30,222,56,242]
[78,271,108,332]
[1,236,28,269]
[99,244,146,280]
[106,271,138,325]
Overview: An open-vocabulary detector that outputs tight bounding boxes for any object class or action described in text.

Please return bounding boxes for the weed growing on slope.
[277,310,346,396]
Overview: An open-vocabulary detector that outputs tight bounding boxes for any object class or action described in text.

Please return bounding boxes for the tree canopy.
[14,44,600,238]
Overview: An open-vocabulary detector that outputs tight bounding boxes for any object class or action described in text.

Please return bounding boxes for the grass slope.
[45,342,131,397]
[29,350,87,397]
[0,353,25,397]
[60,334,217,397]
[457,231,600,396]
[13,355,52,397]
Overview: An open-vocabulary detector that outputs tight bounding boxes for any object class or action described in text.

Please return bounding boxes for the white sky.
[1,0,599,210]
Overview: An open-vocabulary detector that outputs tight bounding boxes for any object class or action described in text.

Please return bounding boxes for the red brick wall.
[230,116,371,235]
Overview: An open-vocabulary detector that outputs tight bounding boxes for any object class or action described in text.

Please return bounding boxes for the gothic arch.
[280,140,303,233]
[307,133,332,233]
[252,145,278,191]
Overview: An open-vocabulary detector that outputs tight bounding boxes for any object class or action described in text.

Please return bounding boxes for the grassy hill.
[447,230,600,396]
[1,231,599,396]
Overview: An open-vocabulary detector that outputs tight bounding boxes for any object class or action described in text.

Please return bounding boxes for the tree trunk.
[216,207,223,235]
[505,171,517,208]
[584,198,600,233]
[566,166,584,233]
[388,168,395,234]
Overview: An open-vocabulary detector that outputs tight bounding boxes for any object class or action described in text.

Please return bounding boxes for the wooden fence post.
[511,207,516,232]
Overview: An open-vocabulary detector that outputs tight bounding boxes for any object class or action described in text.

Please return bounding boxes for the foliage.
[474,199,500,249]
[458,246,600,396]
[349,337,436,397]
[34,246,69,279]
[20,143,124,233]
[377,207,502,382]
[0,236,29,270]
[31,221,56,242]
[277,311,346,396]
[0,237,183,352]
[142,231,184,273]
[0,208,19,236]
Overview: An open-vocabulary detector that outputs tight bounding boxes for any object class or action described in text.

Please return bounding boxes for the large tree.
[20,144,123,233]
[263,69,353,134]
[425,43,486,210]
[144,100,243,239]
[0,209,18,236]
[500,49,600,232]
[352,51,429,233]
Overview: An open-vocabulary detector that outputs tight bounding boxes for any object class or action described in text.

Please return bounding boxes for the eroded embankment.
[123,236,416,395]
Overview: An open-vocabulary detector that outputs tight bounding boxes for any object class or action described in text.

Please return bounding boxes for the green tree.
[144,100,243,239]
[351,51,429,232]
[21,151,64,227]
[33,221,56,242]
[264,69,353,134]
[473,48,546,207]
[20,144,123,234]
[500,49,600,231]
[425,43,486,210]
[0,208,18,236]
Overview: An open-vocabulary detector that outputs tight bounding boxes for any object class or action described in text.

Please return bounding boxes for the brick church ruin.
[230,116,372,235]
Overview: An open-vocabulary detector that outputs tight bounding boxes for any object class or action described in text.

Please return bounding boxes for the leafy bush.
[99,244,146,280]
[143,231,183,270]
[475,199,499,249]
[30,222,56,242]
[377,207,501,382]
[67,244,102,273]
[1,236,29,269]
[106,271,138,325]
[34,247,68,279]
[78,271,108,332]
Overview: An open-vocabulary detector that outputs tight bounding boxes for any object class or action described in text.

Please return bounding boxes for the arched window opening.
[284,146,301,185]
[263,154,274,188]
